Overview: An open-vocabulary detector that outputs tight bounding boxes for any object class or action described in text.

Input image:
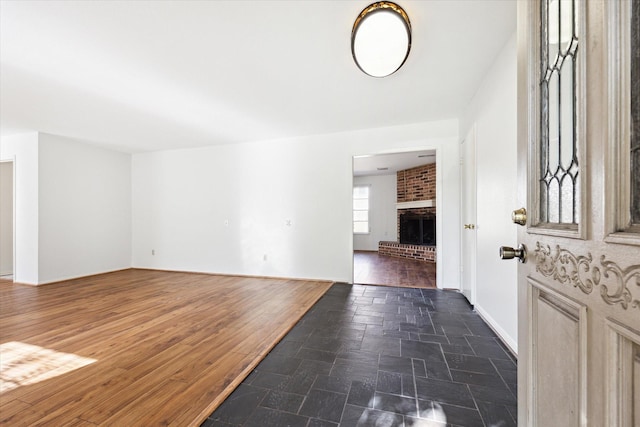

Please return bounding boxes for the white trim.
[435,147,443,288]
[474,303,517,355]
[34,268,131,286]
[395,200,434,210]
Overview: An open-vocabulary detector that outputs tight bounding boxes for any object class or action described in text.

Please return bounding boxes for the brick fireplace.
[379,163,436,263]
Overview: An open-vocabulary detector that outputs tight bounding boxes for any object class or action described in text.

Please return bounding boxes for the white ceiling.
[0,0,516,153]
[353,150,435,176]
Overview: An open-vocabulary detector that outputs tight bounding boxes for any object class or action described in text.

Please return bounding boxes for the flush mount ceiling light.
[351,1,412,78]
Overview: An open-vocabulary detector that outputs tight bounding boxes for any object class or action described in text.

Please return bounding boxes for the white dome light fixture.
[351,2,412,78]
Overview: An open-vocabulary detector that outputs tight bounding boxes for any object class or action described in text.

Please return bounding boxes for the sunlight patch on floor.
[0,341,96,393]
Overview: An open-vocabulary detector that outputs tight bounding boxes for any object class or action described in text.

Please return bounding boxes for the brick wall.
[396,163,436,240]
[378,241,436,262]
[397,163,436,203]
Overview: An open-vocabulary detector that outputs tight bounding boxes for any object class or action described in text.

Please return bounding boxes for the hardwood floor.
[0,269,332,426]
[353,251,436,288]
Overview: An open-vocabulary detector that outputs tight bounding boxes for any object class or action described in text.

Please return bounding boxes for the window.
[605,0,640,242]
[539,0,580,225]
[353,185,370,234]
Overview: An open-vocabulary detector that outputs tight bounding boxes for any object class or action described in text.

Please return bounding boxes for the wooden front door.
[516,0,640,425]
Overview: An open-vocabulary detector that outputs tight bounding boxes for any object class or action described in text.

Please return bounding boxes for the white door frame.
[351,147,443,288]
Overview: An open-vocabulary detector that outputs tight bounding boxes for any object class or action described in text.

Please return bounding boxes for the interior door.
[0,161,13,280]
[460,125,477,304]
[515,0,640,425]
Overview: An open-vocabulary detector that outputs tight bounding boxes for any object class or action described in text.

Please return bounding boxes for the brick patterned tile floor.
[201,284,517,427]
[353,251,436,289]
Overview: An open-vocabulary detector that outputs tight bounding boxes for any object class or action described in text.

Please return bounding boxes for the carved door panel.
[517,1,640,425]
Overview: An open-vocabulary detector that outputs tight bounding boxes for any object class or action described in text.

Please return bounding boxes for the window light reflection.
[0,341,96,393]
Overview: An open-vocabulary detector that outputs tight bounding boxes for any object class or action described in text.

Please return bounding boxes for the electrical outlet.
[224,220,229,226]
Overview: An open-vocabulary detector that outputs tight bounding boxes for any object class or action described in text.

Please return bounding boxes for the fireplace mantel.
[396,200,434,210]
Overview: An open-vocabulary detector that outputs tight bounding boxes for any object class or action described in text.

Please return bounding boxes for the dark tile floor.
[201,284,517,427]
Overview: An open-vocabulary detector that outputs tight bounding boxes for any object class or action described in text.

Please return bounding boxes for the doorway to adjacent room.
[0,160,14,282]
[352,150,438,288]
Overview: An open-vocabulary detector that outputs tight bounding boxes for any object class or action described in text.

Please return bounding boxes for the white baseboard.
[474,304,518,356]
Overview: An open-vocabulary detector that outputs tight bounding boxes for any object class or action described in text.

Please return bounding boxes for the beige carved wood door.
[516,0,640,425]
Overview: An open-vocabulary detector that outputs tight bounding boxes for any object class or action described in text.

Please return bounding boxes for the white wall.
[0,133,39,284]
[0,132,131,285]
[37,133,132,283]
[460,33,518,352]
[0,161,14,275]
[133,120,461,288]
[353,174,397,251]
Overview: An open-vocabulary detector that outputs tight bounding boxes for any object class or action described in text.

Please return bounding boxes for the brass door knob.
[499,244,527,263]
[464,224,475,229]
[512,208,527,226]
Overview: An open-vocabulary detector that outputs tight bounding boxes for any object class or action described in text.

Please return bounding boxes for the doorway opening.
[352,150,438,288]
[0,160,14,281]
